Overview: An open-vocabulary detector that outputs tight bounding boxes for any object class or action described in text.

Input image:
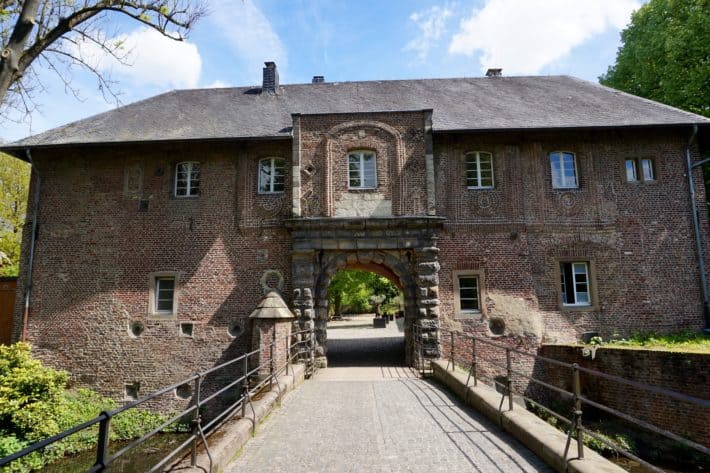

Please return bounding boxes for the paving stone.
[228,315,552,473]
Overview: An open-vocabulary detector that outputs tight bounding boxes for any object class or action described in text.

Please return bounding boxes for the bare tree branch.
[0,0,206,122]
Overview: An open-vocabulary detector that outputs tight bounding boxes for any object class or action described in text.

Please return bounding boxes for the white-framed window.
[348,150,377,189]
[465,151,494,189]
[453,270,485,317]
[560,262,590,306]
[175,162,200,197]
[155,277,175,313]
[625,158,655,183]
[258,157,286,194]
[549,151,578,189]
[148,272,179,317]
[625,159,638,182]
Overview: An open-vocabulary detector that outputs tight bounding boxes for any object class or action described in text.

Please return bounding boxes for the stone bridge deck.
[228,315,552,472]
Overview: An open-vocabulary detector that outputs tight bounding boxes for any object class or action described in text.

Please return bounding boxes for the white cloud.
[448,0,640,74]
[205,79,229,89]
[208,0,287,84]
[405,5,454,61]
[74,28,202,88]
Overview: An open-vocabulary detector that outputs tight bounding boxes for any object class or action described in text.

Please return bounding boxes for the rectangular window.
[348,151,376,189]
[625,158,655,183]
[458,276,480,312]
[465,151,494,189]
[641,158,655,181]
[550,151,578,189]
[560,262,590,306]
[175,162,200,197]
[625,159,638,182]
[155,277,175,313]
[258,157,286,194]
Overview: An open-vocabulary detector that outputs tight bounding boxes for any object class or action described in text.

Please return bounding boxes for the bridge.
[2,310,706,472]
[227,314,551,472]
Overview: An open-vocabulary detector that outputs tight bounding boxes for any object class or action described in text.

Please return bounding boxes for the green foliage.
[600,0,710,118]
[328,269,400,316]
[605,330,709,352]
[0,152,30,277]
[0,343,177,471]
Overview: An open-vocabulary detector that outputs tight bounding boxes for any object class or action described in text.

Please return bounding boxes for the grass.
[575,330,710,353]
[596,330,710,353]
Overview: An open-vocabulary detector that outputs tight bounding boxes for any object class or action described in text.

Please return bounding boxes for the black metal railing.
[0,327,315,473]
[443,330,710,472]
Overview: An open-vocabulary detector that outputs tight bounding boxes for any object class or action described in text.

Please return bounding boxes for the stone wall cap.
[249,291,295,319]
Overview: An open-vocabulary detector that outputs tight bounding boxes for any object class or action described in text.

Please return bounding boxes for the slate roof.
[3,75,709,151]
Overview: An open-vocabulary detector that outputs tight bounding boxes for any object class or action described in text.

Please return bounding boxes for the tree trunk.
[0,0,41,108]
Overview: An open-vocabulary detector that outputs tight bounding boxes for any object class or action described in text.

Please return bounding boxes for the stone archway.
[286,216,444,367]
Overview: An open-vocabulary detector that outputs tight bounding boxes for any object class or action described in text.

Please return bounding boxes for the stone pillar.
[291,249,318,363]
[413,245,441,366]
[249,291,295,380]
[291,114,302,217]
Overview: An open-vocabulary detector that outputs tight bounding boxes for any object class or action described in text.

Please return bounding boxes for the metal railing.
[0,327,315,473]
[444,330,710,472]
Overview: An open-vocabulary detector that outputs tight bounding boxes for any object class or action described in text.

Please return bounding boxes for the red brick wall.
[11,120,708,408]
[538,345,709,446]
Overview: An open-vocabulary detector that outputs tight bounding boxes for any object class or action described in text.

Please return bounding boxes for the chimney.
[312,75,325,83]
[485,68,502,77]
[262,61,279,94]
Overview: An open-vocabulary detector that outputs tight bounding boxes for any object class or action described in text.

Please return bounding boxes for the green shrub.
[0,343,178,471]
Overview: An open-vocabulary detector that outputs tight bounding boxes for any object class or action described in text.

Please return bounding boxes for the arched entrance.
[286,217,444,368]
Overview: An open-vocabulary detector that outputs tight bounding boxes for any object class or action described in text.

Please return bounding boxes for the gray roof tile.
[4,75,709,150]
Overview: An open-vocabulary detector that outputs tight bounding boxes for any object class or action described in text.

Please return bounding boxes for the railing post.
[241,355,248,418]
[450,331,455,371]
[270,328,275,388]
[506,348,514,411]
[190,375,202,467]
[472,338,477,386]
[286,330,291,376]
[572,363,584,459]
[94,412,111,471]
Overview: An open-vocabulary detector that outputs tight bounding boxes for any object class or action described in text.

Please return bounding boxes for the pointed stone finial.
[249,291,295,319]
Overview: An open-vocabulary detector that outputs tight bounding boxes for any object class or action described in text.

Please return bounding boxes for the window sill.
[454,311,483,321]
[258,191,285,195]
[560,304,596,312]
[147,312,178,320]
[467,186,495,190]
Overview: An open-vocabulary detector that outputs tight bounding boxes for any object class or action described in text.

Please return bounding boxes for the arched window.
[258,157,286,194]
[465,151,494,188]
[174,162,200,197]
[348,150,376,189]
[549,151,578,189]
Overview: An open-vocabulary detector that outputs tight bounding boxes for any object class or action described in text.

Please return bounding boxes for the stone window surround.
[554,258,599,311]
[453,269,486,319]
[549,150,578,189]
[148,271,180,319]
[258,156,287,194]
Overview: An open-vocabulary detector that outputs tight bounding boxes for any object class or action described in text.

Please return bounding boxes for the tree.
[327,269,400,317]
[0,0,205,119]
[0,152,30,277]
[600,0,710,117]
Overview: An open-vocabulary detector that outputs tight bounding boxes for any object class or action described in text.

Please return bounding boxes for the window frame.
[453,270,486,318]
[465,151,495,189]
[174,161,200,198]
[148,272,179,318]
[556,260,597,310]
[258,157,287,194]
[549,151,579,189]
[625,158,656,183]
[347,150,377,190]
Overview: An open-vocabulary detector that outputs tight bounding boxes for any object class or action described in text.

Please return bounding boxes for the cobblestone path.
[229,315,551,473]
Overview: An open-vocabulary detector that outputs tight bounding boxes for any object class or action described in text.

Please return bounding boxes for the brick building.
[3,62,710,401]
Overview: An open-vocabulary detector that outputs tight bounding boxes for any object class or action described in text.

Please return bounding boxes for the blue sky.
[2,0,644,142]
